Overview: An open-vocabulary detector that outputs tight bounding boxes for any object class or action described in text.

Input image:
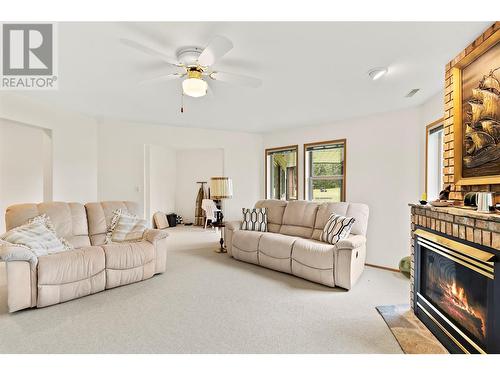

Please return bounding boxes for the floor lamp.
[210,177,233,252]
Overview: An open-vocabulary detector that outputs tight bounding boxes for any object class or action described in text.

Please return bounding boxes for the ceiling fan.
[121,35,262,98]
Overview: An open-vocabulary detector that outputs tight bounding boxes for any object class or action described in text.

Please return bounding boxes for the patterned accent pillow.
[321,214,356,244]
[241,208,267,232]
[107,209,147,244]
[0,214,72,256]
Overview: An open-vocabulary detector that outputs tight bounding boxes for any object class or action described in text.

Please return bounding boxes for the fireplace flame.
[451,281,466,306]
[445,280,486,338]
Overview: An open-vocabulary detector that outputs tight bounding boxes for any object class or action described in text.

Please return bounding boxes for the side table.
[212,222,226,253]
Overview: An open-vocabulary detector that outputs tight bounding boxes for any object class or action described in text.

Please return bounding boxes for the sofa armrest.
[0,242,38,267]
[335,235,366,250]
[143,229,169,244]
[334,236,367,290]
[142,229,168,274]
[5,260,38,312]
[226,221,242,231]
[224,221,241,257]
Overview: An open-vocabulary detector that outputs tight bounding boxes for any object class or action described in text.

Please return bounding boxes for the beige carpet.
[376,304,448,354]
[0,226,410,353]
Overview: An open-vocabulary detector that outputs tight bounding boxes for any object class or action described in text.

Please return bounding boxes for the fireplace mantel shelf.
[408,203,500,223]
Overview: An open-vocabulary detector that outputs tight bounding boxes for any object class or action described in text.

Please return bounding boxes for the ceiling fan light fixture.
[182,68,208,98]
[122,36,261,97]
[368,67,388,81]
[182,77,208,98]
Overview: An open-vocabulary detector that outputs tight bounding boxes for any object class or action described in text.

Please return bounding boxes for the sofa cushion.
[258,232,297,259]
[254,199,287,233]
[37,246,105,307]
[347,203,369,236]
[292,238,335,269]
[311,202,369,240]
[5,202,91,248]
[312,202,346,240]
[291,238,336,287]
[102,241,155,289]
[85,201,140,246]
[232,230,263,264]
[232,230,263,252]
[279,200,318,238]
[258,232,297,273]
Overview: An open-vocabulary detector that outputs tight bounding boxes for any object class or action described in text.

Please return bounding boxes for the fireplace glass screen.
[420,246,488,347]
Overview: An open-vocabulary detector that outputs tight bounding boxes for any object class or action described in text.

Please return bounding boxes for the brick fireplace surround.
[409,205,500,308]
[408,22,500,353]
[411,22,500,307]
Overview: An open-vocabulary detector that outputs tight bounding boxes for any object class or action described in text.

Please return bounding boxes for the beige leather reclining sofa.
[2,201,167,312]
[225,200,369,289]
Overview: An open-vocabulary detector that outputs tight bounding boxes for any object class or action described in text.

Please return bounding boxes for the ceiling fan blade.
[120,38,182,67]
[210,71,262,88]
[206,82,215,98]
[139,73,185,85]
[197,35,233,67]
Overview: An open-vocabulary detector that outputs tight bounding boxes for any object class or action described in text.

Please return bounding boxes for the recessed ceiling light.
[368,67,388,81]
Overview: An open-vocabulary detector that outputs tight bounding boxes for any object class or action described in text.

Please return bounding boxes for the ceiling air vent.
[405,89,420,98]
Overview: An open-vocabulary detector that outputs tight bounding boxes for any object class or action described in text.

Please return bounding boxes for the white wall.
[0,93,98,203]
[420,90,444,126]
[144,144,176,222]
[419,90,445,195]
[175,149,224,223]
[97,120,262,221]
[0,119,46,231]
[262,95,444,269]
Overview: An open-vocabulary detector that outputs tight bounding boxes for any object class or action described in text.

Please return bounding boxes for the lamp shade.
[210,177,233,199]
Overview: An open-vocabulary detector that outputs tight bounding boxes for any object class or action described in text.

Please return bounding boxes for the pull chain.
[180,88,184,113]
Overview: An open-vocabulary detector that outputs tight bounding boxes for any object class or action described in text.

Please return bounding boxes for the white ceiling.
[25,22,490,133]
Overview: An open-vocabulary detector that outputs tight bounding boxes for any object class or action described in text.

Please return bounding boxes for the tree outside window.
[305,140,346,202]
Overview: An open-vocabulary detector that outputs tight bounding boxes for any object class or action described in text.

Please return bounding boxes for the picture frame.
[452,29,500,186]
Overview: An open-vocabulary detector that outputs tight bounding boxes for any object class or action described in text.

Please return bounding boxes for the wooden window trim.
[303,139,347,202]
[265,145,299,200]
[425,118,444,195]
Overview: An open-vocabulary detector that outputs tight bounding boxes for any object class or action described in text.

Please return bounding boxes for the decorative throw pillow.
[0,214,72,256]
[241,208,267,232]
[107,209,147,243]
[321,213,356,245]
[153,211,169,230]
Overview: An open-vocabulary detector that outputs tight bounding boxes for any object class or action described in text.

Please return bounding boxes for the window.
[265,145,298,200]
[304,140,346,202]
[425,120,444,201]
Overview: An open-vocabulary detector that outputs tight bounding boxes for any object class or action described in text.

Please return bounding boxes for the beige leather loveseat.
[1,201,168,312]
[225,200,369,289]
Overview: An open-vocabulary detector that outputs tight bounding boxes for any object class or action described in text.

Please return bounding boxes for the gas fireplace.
[414,229,498,354]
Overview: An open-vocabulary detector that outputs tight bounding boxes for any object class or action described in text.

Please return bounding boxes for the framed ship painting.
[452,28,500,185]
